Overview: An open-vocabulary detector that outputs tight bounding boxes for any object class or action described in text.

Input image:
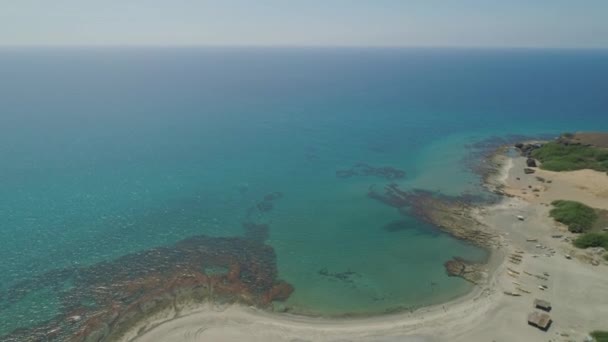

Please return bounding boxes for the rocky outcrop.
[367,185,498,248]
[526,158,537,167]
[514,142,543,157]
[444,257,486,284]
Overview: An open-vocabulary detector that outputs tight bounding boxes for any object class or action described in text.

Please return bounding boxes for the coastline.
[119,147,608,342]
[120,248,505,342]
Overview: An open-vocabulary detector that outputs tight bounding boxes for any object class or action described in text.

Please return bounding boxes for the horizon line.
[0,43,607,51]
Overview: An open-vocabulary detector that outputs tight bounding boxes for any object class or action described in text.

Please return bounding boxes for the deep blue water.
[1,47,607,335]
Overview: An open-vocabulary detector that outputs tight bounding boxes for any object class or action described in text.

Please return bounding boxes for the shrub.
[550,200,598,233]
[531,142,608,172]
[573,233,608,249]
[591,331,608,342]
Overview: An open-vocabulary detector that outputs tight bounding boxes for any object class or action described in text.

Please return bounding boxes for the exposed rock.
[514,142,543,157]
[524,168,536,174]
[444,257,486,284]
[526,158,537,167]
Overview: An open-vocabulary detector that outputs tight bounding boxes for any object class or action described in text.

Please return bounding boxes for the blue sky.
[1,0,608,47]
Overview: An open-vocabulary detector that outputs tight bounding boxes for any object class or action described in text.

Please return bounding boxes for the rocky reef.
[443,257,487,284]
[0,235,293,342]
[368,184,498,248]
[336,163,406,180]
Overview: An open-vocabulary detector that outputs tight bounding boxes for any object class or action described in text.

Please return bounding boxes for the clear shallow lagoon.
[1,47,608,335]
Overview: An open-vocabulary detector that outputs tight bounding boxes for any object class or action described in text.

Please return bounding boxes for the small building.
[534,299,552,312]
[527,311,552,331]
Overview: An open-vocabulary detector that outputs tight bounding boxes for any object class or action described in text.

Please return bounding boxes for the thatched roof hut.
[527,311,552,331]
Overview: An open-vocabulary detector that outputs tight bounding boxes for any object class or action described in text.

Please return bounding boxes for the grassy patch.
[531,142,608,172]
[591,331,608,342]
[573,232,608,249]
[550,200,598,233]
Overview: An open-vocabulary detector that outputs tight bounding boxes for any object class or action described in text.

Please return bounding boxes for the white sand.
[123,156,608,342]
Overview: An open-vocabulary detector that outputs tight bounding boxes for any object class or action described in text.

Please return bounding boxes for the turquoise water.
[1,47,608,336]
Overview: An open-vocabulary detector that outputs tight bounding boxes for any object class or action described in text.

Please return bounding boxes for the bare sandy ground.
[500,155,608,209]
[122,155,608,342]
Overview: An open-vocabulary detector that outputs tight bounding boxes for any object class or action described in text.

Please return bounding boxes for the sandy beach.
[122,152,608,342]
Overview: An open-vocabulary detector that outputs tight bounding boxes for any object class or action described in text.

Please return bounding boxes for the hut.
[527,311,552,331]
[534,299,552,312]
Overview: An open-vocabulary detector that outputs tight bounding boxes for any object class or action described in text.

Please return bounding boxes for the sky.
[1,0,608,48]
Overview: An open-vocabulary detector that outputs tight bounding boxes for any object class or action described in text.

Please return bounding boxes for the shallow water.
[1,47,608,335]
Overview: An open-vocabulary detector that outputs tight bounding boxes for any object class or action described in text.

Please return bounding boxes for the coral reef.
[0,235,293,342]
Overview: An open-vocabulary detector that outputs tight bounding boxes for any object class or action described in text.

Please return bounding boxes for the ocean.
[1,47,607,337]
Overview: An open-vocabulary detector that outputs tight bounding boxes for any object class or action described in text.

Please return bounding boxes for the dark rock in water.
[514,143,524,149]
[526,158,537,167]
[524,168,536,174]
[336,169,356,178]
[243,222,270,242]
[264,192,284,201]
[318,268,360,283]
[336,163,405,180]
[257,200,274,212]
[444,257,485,284]
[263,282,294,303]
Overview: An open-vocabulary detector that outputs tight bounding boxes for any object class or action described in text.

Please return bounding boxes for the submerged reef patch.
[242,222,270,243]
[0,235,293,342]
[249,192,284,216]
[317,268,361,284]
[336,163,406,180]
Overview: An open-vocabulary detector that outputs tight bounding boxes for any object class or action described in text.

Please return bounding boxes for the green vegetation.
[573,232,608,249]
[531,142,608,172]
[591,331,608,342]
[550,200,598,233]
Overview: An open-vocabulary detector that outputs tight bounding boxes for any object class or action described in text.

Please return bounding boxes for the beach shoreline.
[121,147,608,342]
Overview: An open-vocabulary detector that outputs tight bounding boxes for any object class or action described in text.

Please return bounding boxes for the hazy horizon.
[2,1,608,48]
